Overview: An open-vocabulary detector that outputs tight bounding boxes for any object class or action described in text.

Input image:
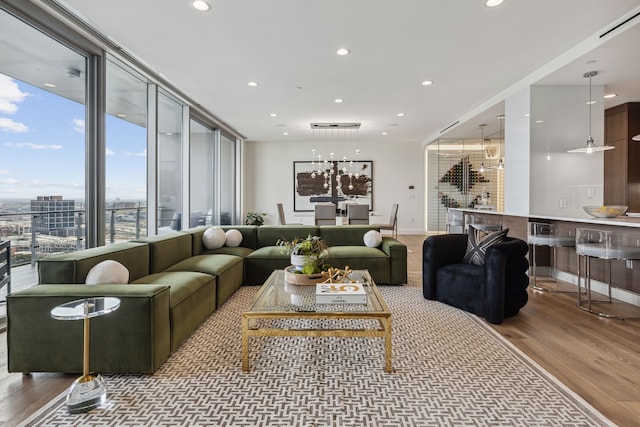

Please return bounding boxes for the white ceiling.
[50,0,640,144]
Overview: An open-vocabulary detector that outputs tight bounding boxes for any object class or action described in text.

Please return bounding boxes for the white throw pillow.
[85,260,129,285]
[202,226,226,249]
[363,230,383,248]
[225,229,243,247]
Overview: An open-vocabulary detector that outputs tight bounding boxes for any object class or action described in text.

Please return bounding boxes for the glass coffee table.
[242,269,392,373]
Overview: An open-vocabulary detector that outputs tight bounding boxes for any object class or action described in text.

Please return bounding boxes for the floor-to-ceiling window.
[157,90,183,233]
[105,58,148,243]
[0,8,88,260]
[190,118,215,227]
[0,6,89,320]
[219,133,236,225]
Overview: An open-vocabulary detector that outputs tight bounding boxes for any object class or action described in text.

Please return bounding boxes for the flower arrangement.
[277,235,330,274]
[244,211,266,226]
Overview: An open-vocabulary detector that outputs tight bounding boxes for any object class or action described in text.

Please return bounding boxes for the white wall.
[243,139,425,234]
[529,84,604,217]
[505,87,531,215]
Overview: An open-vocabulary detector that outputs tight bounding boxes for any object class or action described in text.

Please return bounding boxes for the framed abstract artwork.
[293,160,373,212]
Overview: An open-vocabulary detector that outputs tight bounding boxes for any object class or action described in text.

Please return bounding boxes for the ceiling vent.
[310,122,361,129]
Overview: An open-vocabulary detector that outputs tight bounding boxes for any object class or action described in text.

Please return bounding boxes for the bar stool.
[464,214,501,232]
[575,228,640,319]
[527,222,576,292]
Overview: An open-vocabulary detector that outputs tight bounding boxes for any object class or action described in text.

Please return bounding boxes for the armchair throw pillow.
[463,225,508,266]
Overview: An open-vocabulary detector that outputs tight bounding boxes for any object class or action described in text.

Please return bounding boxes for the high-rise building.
[30,196,76,236]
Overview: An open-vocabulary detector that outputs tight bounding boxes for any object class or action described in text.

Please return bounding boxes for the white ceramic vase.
[291,254,317,271]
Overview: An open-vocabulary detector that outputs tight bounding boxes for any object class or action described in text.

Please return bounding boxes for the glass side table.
[51,297,120,413]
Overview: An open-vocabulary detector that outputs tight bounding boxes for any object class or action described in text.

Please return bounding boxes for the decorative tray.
[283,265,327,286]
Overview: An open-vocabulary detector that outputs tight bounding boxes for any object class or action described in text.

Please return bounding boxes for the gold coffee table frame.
[242,269,392,373]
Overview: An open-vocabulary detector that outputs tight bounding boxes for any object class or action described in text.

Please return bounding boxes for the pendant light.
[496,114,505,169]
[567,71,614,153]
[478,124,486,173]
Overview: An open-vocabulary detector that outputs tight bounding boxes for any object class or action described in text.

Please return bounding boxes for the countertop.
[448,207,640,228]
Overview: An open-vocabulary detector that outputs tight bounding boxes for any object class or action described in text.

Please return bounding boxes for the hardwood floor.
[1,234,639,426]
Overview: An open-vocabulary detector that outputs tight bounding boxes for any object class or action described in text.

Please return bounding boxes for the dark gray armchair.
[422,234,529,324]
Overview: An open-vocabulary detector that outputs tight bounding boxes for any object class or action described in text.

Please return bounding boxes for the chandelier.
[309,123,363,194]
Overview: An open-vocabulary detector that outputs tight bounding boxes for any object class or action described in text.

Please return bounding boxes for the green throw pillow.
[463,226,508,266]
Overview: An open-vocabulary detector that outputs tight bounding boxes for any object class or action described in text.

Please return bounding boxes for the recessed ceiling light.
[397,113,405,117]
[421,80,433,86]
[524,113,530,117]
[334,99,343,103]
[192,0,211,11]
[382,132,388,135]
[587,100,596,105]
[485,0,504,7]
[247,81,259,87]
[604,93,617,99]
[43,83,56,88]
[283,132,289,136]
[336,48,350,56]
[535,120,543,124]
[270,113,278,117]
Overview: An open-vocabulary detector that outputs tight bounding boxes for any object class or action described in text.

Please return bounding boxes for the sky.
[0,73,147,202]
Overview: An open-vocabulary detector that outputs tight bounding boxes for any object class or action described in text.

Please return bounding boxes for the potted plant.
[277,235,330,274]
[245,211,266,226]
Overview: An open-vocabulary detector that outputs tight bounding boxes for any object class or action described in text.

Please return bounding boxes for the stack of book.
[315,282,367,304]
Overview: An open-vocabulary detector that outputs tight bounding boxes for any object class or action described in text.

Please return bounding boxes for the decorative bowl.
[284,265,327,285]
[583,205,628,218]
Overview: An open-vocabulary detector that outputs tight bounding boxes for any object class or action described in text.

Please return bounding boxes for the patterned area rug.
[24,272,612,426]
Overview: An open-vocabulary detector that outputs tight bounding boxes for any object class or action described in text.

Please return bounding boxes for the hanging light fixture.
[496,114,505,169]
[567,71,614,154]
[309,123,362,194]
[478,124,486,173]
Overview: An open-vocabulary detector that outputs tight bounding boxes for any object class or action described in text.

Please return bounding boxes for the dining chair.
[372,203,398,238]
[277,203,302,225]
[315,203,337,226]
[347,204,369,225]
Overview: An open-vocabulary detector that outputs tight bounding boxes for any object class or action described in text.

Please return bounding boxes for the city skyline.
[0,73,147,201]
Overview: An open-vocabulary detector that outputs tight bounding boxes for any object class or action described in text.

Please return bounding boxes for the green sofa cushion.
[166,254,243,276]
[256,225,319,248]
[131,271,217,351]
[132,271,215,308]
[326,246,388,258]
[38,242,150,284]
[319,225,380,246]
[134,233,192,273]
[246,246,290,259]
[203,246,254,257]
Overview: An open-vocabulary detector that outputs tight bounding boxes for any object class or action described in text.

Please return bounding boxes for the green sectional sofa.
[7,224,406,375]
